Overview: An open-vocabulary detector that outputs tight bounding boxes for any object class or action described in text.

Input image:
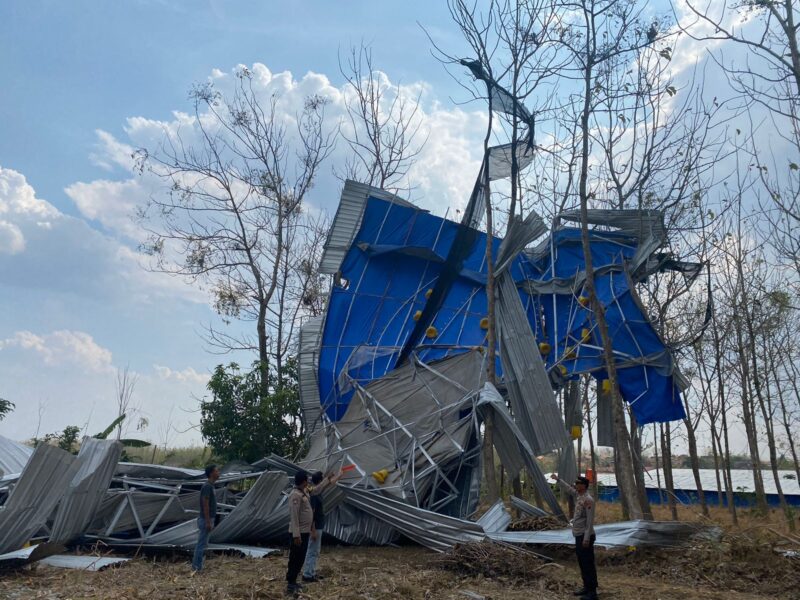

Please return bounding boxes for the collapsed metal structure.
[0,174,707,567]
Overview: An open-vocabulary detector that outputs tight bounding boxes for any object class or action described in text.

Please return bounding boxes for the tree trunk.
[760,347,795,531]
[629,411,653,519]
[710,303,738,523]
[584,379,599,500]
[661,422,678,520]
[684,414,709,516]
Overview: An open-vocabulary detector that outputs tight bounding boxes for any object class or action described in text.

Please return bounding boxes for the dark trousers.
[575,533,598,592]
[286,533,310,584]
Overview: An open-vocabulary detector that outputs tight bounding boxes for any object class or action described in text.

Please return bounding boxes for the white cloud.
[0,330,114,373]
[64,177,145,241]
[0,220,25,254]
[153,364,209,385]
[89,129,136,172]
[0,167,60,219]
[78,63,485,227]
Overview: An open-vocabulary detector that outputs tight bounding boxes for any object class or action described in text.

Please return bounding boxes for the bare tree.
[114,366,139,440]
[338,44,427,193]
[137,68,336,397]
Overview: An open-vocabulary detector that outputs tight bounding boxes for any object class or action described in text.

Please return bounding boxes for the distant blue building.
[595,469,800,508]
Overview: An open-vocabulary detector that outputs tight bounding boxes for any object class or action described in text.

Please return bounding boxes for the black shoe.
[302,575,321,583]
[573,590,587,597]
[284,584,297,596]
[579,592,598,600]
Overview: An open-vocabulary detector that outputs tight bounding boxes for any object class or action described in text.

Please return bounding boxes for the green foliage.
[95,414,126,439]
[0,397,14,422]
[58,425,81,454]
[200,359,303,463]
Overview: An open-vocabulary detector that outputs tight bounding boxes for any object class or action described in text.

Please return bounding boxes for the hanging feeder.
[425,288,433,299]
[539,342,551,354]
[425,325,438,339]
[479,317,489,330]
[578,295,590,307]
[581,328,591,342]
[571,425,582,440]
[372,469,389,484]
[412,310,423,321]
[602,379,612,393]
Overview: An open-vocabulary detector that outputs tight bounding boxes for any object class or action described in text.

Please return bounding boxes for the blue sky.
[0,0,486,446]
[0,0,782,452]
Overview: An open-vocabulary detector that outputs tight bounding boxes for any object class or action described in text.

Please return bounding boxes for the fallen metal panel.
[496,271,568,454]
[595,384,616,448]
[509,495,548,518]
[0,543,63,570]
[50,438,123,544]
[477,383,564,519]
[0,444,79,555]
[40,554,130,571]
[476,499,511,533]
[298,316,325,434]
[340,487,485,552]
[115,463,204,480]
[210,471,287,543]
[205,544,281,558]
[0,435,33,476]
[488,520,720,548]
[324,503,398,545]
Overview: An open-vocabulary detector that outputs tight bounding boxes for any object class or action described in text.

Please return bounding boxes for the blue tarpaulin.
[318,195,685,425]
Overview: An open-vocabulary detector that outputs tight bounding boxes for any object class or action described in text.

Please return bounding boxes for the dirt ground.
[1,541,797,600]
[2,502,798,600]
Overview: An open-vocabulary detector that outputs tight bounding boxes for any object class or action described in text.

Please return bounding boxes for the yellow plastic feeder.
[581,328,591,342]
[372,469,389,484]
[602,379,612,393]
[425,325,438,339]
[559,364,568,376]
[412,310,423,321]
[570,425,582,440]
[578,295,590,307]
[539,342,551,355]
[479,317,490,330]
[425,288,433,299]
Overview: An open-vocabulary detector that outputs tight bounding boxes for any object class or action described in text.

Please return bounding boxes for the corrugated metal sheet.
[210,471,287,543]
[489,520,719,548]
[298,316,324,434]
[50,438,122,544]
[341,487,485,552]
[40,554,130,571]
[0,444,79,555]
[115,463,204,480]
[476,499,511,533]
[206,544,280,558]
[319,180,416,275]
[0,435,32,476]
[496,272,569,454]
[509,495,548,518]
[477,383,564,519]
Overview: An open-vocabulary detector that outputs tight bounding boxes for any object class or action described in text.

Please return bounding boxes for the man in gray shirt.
[192,464,219,572]
[552,473,598,599]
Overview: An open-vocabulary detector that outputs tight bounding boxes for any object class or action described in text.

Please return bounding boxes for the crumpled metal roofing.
[40,554,130,571]
[0,444,79,555]
[509,495,548,518]
[488,520,720,548]
[50,438,122,544]
[0,435,32,476]
[209,471,287,543]
[340,486,485,552]
[476,499,511,533]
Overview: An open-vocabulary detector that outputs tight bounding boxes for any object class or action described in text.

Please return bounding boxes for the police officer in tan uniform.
[552,473,598,599]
